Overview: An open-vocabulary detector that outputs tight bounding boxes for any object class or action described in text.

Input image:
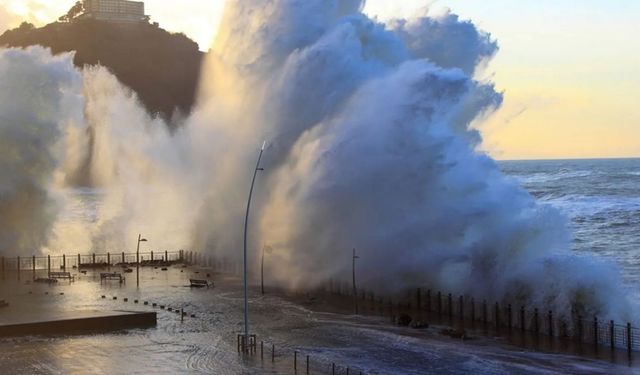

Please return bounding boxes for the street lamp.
[352,248,359,314]
[242,141,266,350]
[136,234,147,287]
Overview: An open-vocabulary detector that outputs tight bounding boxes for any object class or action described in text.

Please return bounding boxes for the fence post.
[534,308,539,336]
[306,355,310,374]
[482,300,487,328]
[495,302,500,332]
[62,254,66,271]
[459,296,464,322]
[437,292,442,317]
[548,311,553,337]
[107,252,111,266]
[627,322,632,358]
[520,306,525,332]
[92,253,96,265]
[576,316,583,345]
[470,298,475,327]
[47,255,51,275]
[507,304,512,331]
[447,293,453,319]
[294,351,297,371]
[151,251,154,261]
[165,250,168,262]
[610,320,615,350]
[17,256,21,281]
[426,289,431,313]
[369,292,374,313]
[416,288,421,311]
[593,317,599,352]
[77,253,81,268]
[406,290,411,310]
[32,255,36,280]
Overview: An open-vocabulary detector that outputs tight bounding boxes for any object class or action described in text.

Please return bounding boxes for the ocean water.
[500,158,640,290]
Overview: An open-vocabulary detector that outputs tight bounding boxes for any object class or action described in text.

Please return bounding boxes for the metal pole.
[242,141,266,346]
[627,322,632,358]
[610,320,615,350]
[136,234,141,287]
[352,248,359,315]
[261,245,265,295]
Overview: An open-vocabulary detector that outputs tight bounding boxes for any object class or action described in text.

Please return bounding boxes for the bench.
[49,271,75,281]
[100,272,125,283]
[190,279,211,288]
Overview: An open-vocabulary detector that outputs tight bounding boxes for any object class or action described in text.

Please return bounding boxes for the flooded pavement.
[0,265,637,374]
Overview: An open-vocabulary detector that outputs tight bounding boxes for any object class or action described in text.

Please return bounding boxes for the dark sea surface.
[500,158,640,290]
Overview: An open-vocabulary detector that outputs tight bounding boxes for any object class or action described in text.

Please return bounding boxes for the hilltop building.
[82,0,148,23]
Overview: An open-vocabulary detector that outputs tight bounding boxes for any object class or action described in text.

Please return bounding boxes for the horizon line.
[496,156,640,162]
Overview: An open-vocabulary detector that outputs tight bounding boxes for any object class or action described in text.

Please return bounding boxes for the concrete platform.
[0,310,156,337]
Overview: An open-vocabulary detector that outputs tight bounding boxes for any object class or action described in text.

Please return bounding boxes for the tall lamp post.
[136,234,147,287]
[242,141,266,349]
[352,248,359,314]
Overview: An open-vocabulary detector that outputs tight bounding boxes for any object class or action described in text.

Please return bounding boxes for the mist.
[0,0,632,321]
[0,47,83,254]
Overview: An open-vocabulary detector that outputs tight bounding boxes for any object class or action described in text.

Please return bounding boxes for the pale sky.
[1,0,638,160]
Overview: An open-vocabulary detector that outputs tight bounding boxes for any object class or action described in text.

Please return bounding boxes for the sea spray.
[52,66,199,252]
[0,47,83,255]
[195,0,630,321]
[0,1,632,321]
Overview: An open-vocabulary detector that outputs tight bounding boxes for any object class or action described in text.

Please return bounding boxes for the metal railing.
[0,250,193,280]
[325,285,639,357]
[187,252,640,359]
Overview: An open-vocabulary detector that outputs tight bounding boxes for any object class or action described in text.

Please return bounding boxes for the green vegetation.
[59,2,84,23]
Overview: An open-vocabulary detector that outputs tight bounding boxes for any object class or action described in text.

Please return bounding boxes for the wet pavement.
[0,265,637,374]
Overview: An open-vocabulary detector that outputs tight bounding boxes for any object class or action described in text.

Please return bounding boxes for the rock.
[397,313,412,326]
[410,320,429,329]
[439,328,469,340]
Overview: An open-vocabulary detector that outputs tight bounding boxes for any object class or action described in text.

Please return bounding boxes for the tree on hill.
[17,22,35,31]
[59,2,85,23]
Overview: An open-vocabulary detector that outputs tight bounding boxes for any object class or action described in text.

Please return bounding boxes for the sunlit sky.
[1,0,638,160]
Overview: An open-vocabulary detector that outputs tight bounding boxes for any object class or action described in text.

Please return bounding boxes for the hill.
[0,20,204,122]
